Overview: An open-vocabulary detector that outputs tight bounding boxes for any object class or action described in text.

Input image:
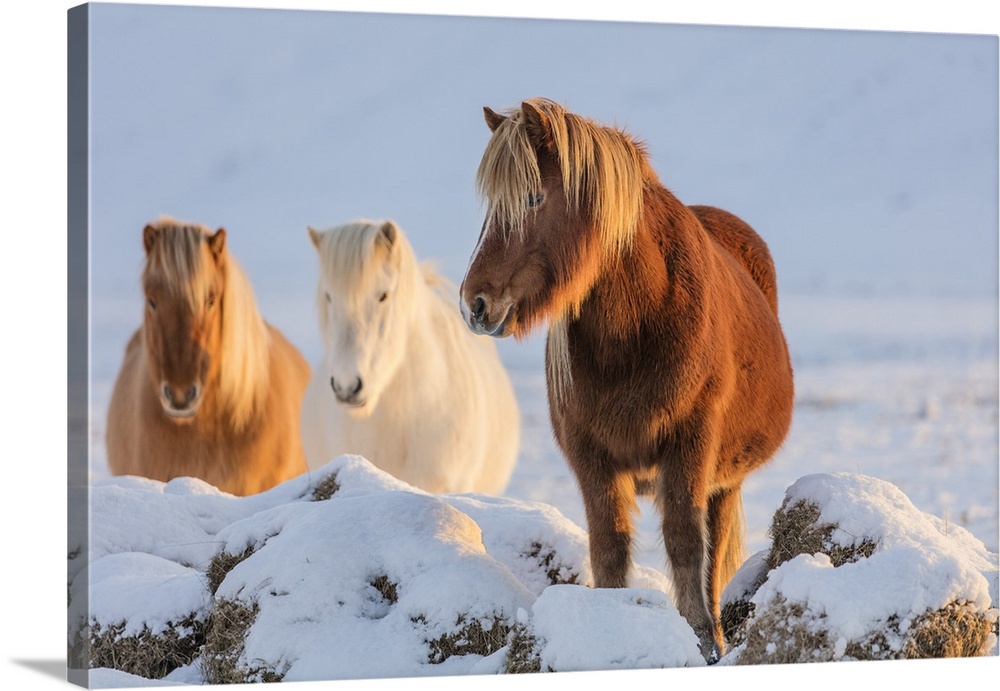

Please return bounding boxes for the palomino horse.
[301,219,520,494]
[460,99,794,662]
[107,217,311,496]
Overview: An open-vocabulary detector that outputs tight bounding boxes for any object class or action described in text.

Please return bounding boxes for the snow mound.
[721,472,999,664]
[69,553,210,680]
[504,584,706,672]
[204,487,536,682]
[71,456,597,684]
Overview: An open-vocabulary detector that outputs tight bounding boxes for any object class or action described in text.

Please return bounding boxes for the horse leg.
[577,465,637,588]
[657,460,721,663]
[706,485,745,649]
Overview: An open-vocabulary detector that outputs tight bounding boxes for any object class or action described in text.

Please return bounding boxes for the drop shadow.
[10,659,67,682]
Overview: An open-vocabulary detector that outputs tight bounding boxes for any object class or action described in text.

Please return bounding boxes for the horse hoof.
[695,629,722,665]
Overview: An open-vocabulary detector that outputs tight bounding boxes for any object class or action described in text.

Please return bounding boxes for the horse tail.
[690,205,779,315]
[721,491,746,589]
[710,487,747,613]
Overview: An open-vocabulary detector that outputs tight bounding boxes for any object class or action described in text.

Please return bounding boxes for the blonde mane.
[142,217,270,430]
[475,97,648,255]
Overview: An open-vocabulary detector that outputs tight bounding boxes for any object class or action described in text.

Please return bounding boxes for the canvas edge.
[67,3,91,689]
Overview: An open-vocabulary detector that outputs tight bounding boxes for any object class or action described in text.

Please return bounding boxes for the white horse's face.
[311,222,409,418]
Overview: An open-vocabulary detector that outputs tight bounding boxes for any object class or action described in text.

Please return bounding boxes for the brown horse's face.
[461,127,601,339]
[141,227,226,422]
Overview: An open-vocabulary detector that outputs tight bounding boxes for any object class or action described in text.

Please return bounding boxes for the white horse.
[301,219,521,494]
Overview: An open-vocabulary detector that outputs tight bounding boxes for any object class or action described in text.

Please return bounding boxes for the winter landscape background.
[2,1,998,690]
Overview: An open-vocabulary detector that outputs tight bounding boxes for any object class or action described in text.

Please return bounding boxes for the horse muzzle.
[159,381,202,420]
[461,295,514,338]
[330,375,368,409]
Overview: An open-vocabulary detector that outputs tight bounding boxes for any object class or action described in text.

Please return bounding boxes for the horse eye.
[378,292,388,303]
[325,292,331,303]
[526,193,545,209]
[147,298,156,310]
[206,294,216,308]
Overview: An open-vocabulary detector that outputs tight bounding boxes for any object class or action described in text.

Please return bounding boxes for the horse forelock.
[476,98,647,255]
[313,220,420,342]
[476,112,542,240]
[142,218,270,429]
[142,220,217,309]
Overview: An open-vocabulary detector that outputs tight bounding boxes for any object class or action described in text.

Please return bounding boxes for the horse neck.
[584,179,709,337]
[394,270,446,363]
[384,268,464,399]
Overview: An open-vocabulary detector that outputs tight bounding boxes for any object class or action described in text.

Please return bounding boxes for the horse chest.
[548,322,706,465]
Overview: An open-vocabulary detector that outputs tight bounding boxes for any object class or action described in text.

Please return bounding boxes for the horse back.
[255,321,311,478]
[106,329,145,478]
[690,205,778,315]
[266,322,311,390]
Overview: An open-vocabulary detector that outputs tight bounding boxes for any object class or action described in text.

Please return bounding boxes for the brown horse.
[106,217,311,496]
[460,99,794,662]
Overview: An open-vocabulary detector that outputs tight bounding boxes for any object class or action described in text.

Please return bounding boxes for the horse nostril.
[331,376,363,403]
[162,384,173,403]
[185,386,198,405]
[472,296,487,321]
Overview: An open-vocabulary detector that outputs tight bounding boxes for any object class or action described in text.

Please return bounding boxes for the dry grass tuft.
[503,621,545,674]
[201,597,283,684]
[85,615,206,679]
[766,499,877,571]
[735,597,831,665]
[311,472,341,501]
[526,541,581,586]
[370,574,398,604]
[900,603,994,658]
[418,613,512,665]
[206,545,256,595]
[840,603,994,660]
[721,599,755,648]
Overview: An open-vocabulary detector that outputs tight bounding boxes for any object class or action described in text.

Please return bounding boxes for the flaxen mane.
[477,98,644,254]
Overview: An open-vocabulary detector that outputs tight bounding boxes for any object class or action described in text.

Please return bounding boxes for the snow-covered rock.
[721,473,999,664]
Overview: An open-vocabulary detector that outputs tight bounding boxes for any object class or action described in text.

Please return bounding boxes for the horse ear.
[208,228,227,261]
[521,100,554,151]
[483,106,506,133]
[142,224,159,254]
[377,220,398,250]
[307,226,322,249]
